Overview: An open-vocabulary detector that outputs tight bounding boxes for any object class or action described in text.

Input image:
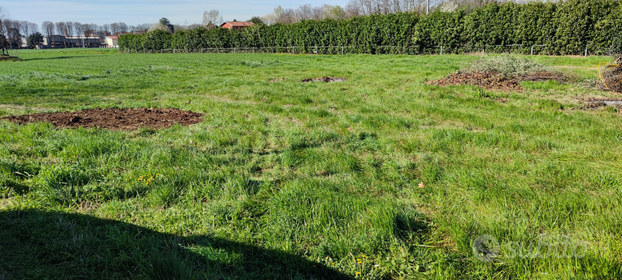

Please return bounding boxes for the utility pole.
[427,0,429,14]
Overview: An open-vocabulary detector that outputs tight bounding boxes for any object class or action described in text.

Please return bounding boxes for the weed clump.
[600,55,622,93]
[469,56,548,78]
[427,55,565,91]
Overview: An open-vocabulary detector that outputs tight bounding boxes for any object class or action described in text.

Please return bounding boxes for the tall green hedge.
[119,0,622,55]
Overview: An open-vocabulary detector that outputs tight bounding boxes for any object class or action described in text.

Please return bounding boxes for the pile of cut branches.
[427,56,566,91]
[600,56,622,93]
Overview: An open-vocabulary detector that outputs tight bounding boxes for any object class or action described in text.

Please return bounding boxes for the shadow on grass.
[24,56,89,61]
[0,209,352,280]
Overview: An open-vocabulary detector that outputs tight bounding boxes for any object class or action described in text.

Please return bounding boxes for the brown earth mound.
[427,71,566,91]
[427,71,522,91]
[2,108,203,131]
[601,56,622,93]
[302,77,347,83]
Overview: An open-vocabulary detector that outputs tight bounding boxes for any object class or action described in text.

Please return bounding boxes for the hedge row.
[119,0,622,55]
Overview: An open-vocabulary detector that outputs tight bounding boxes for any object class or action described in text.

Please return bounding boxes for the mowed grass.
[1,48,621,279]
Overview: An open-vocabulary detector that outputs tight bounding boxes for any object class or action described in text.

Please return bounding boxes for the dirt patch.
[427,71,566,91]
[426,71,522,91]
[2,108,203,131]
[577,102,608,110]
[302,77,347,83]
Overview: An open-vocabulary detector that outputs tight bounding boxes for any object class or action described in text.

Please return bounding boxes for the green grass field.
[1,48,621,279]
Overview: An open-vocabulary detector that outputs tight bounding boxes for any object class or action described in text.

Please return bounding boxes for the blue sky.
[3,0,350,26]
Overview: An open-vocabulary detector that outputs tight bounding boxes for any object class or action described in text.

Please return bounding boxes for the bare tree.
[65,21,73,37]
[28,22,38,35]
[76,23,87,47]
[2,19,14,49]
[118,22,128,34]
[55,22,66,36]
[90,23,99,32]
[42,21,55,48]
[297,4,313,21]
[443,0,498,11]
[260,14,278,25]
[134,23,150,33]
[55,22,67,48]
[0,6,8,55]
[110,22,119,35]
[274,6,297,24]
[323,5,346,20]
[72,22,81,36]
[6,20,22,49]
[342,0,442,16]
[345,1,363,18]
[19,21,30,38]
[311,6,324,20]
[202,9,221,28]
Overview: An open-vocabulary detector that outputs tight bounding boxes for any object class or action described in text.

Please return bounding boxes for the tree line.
[119,0,621,56]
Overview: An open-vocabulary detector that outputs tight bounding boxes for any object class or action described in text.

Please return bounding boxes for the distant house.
[85,30,111,44]
[65,36,101,48]
[84,30,99,38]
[44,35,66,48]
[219,21,253,30]
[105,36,118,48]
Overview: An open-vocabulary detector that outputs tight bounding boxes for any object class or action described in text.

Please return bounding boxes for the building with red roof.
[219,21,253,30]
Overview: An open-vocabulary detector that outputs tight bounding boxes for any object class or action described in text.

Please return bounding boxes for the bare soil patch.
[426,71,566,91]
[600,56,622,93]
[302,77,347,83]
[577,102,608,110]
[2,108,203,131]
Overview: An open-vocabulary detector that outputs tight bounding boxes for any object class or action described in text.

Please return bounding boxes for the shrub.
[469,56,547,77]
[120,0,622,55]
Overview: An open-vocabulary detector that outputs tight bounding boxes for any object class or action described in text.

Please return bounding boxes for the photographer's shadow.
[0,209,352,280]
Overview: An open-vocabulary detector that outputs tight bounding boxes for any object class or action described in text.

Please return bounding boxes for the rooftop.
[220,21,253,27]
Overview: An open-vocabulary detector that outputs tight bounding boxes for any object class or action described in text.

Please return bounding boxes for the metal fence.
[125,44,620,57]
